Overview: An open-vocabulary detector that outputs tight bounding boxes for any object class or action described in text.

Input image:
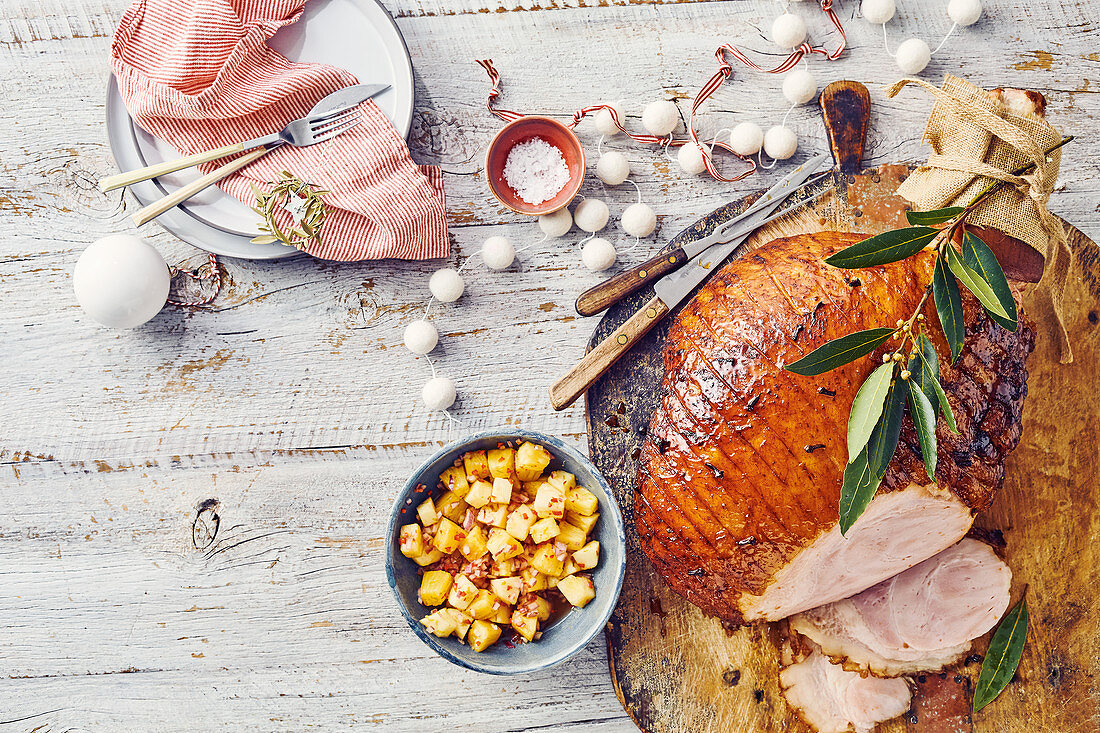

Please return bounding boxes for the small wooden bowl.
[485,116,585,216]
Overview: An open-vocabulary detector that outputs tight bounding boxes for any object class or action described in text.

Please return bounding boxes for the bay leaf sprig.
[250,171,329,250]
[974,595,1029,712]
[787,135,1073,537]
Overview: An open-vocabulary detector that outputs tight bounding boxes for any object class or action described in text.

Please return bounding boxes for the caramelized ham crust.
[634,232,1033,624]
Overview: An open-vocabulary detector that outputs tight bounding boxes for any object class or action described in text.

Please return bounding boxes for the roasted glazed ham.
[634,232,1033,625]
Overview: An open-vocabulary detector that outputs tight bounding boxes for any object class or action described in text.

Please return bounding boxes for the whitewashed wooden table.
[1,1,1096,730]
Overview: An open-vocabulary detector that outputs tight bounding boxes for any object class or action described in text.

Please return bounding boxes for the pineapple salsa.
[399,440,601,652]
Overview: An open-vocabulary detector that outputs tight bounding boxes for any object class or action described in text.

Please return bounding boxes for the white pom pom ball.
[594,104,623,137]
[539,208,573,238]
[729,122,765,156]
[771,13,807,49]
[677,143,708,176]
[763,126,798,160]
[861,0,895,24]
[581,237,617,272]
[73,234,170,329]
[403,319,438,354]
[895,38,932,74]
[596,151,631,186]
[782,69,818,106]
[621,203,657,238]
[429,268,464,302]
[481,236,515,270]
[947,0,982,26]
[574,199,610,233]
[642,100,679,136]
[422,376,456,411]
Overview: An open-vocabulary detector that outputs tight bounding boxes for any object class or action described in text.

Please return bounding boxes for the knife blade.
[654,157,831,310]
[574,152,833,316]
[308,83,390,116]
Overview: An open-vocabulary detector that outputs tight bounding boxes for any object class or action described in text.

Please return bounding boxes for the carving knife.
[575,153,833,316]
[550,156,833,411]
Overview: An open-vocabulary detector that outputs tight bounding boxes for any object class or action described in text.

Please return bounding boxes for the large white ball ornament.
[782,69,818,106]
[594,104,624,136]
[763,126,799,160]
[581,237,617,272]
[73,234,170,329]
[403,319,438,354]
[596,151,631,186]
[729,122,765,156]
[947,0,982,26]
[677,143,708,176]
[771,13,807,49]
[539,208,573,238]
[895,38,932,74]
[574,199,610,233]
[642,100,679,136]
[429,268,465,302]
[861,0,895,24]
[481,236,515,270]
[422,376,456,411]
[621,203,657,238]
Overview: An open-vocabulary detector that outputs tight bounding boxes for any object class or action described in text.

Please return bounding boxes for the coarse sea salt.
[502,137,570,205]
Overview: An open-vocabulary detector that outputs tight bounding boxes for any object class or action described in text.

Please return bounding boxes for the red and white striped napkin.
[111,0,448,261]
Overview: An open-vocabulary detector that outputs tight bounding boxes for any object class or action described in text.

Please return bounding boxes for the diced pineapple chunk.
[487,447,518,482]
[417,497,438,526]
[573,540,600,570]
[433,517,466,554]
[491,477,513,504]
[465,479,494,508]
[459,525,489,561]
[467,589,499,620]
[436,489,468,524]
[454,610,473,641]
[532,483,566,519]
[561,556,578,577]
[556,521,588,551]
[490,576,523,605]
[531,543,565,576]
[511,610,539,642]
[463,450,490,481]
[546,470,576,492]
[521,480,546,495]
[490,603,513,624]
[534,595,552,621]
[515,442,553,481]
[488,557,519,577]
[439,466,470,497]
[411,548,444,567]
[468,619,502,652]
[447,574,479,610]
[565,486,600,516]
[557,574,596,608]
[486,527,524,560]
[565,510,599,534]
[419,570,453,606]
[477,503,508,528]
[520,566,550,592]
[399,523,425,558]
[528,517,559,544]
[505,505,537,541]
[421,608,460,637]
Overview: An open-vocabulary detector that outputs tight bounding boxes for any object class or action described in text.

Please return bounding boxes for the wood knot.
[192,498,221,549]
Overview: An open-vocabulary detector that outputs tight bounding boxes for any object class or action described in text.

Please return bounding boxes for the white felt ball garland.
[429,267,464,302]
[481,235,515,270]
[582,237,617,272]
[422,376,457,412]
[867,0,982,74]
[895,38,931,74]
[596,151,631,186]
[404,319,439,354]
[677,142,708,176]
[861,0,895,24]
[764,126,798,160]
[595,103,624,137]
[771,12,807,49]
[642,100,679,137]
[729,122,765,156]
[947,0,982,26]
[539,208,573,237]
[621,202,657,238]
[574,198,610,233]
[782,69,818,106]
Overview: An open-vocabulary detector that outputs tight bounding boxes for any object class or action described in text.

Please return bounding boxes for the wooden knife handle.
[819,80,871,174]
[575,248,689,316]
[130,147,269,226]
[550,295,670,410]
[99,141,248,192]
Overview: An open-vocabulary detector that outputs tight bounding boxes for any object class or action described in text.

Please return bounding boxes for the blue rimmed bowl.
[385,429,626,675]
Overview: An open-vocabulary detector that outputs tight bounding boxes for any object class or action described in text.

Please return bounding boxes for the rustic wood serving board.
[583,162,1100,732]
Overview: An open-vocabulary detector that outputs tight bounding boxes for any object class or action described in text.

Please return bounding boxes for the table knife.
[550,159,832,411]
[574,153,833,316]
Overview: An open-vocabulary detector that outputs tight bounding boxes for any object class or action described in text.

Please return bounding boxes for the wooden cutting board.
[582,153,1100,729]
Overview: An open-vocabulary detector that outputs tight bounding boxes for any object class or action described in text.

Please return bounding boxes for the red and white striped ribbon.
[168,253,222,307]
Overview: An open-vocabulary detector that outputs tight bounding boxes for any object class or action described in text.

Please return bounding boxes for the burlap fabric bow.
[887,75,1073,363]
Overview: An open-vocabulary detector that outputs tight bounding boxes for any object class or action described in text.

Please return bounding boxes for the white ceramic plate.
[105,0,415,260]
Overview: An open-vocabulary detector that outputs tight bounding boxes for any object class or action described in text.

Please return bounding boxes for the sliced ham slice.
[789,538,1012,676]
[780,645,911,733]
